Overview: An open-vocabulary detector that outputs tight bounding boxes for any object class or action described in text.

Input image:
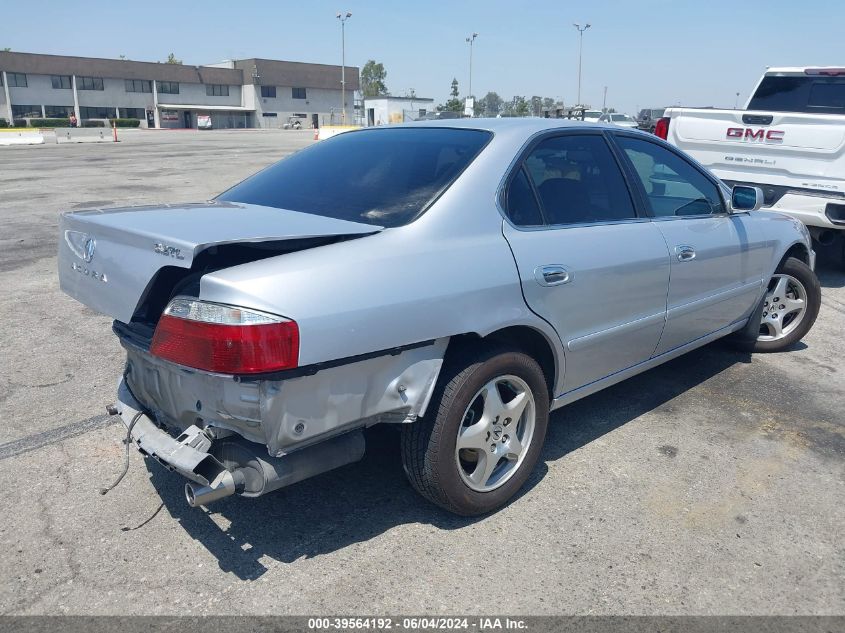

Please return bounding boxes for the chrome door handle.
[535,265,572,286]
[675,245,696,262]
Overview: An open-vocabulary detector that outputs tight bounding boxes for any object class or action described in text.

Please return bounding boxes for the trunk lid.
[58,201,382,323]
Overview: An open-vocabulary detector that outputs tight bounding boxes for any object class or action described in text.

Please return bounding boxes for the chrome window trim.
[495,127,649,233]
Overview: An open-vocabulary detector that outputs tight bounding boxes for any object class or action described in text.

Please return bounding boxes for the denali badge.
[154,243,185,259]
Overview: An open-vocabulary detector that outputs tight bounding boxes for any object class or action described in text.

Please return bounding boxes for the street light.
[572,22,591,107]
[466,32,478,111]
[337,11,352,124]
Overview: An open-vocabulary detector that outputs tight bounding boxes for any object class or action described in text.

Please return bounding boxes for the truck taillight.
[150,298,299,374]
[654,117,670,140]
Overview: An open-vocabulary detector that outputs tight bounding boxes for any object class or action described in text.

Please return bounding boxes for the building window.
[120,108,145,119]
[51,75,72,89]
[206,84,229,97]
[45,105,74,117]
[12,105,40,118]
[7,72,27,87]
[157,81,179,94]
[80,106,114,119]
[261,85,276,98]
[292,87,306,99]
[262,112,278,117]
[125,79,152,93]
[78,76,104,91]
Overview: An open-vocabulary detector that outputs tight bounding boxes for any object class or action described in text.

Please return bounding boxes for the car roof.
[398,117,613,134]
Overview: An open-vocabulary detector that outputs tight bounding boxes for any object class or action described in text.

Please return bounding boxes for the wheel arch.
[445,325,560,401]
[777,241,811,269]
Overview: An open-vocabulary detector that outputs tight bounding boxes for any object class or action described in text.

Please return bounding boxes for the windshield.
[748,75,845,114]
[218,127,492,228]
[611,114,632,121]
[584,111,602,118]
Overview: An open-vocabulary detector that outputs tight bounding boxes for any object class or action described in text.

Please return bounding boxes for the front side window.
[78,76,104,90]
[616,136,724,217]
[261,85,276,98]
[520,134,637,225]
[206,84,229,96]
[218,127,491,228]
[292,87,306,99]
[51,75,72,89]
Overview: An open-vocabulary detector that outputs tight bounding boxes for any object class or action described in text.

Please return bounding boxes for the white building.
[0,51,359,129]
[363,96,435,126]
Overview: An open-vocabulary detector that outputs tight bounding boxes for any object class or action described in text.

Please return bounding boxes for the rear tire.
[743,257,820,353]
[401,345,549,516]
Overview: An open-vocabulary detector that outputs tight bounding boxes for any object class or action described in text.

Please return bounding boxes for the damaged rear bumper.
[116,378,365,506]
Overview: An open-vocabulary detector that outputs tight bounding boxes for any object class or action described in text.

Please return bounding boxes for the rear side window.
[218,128,491,228]
[505,168,543,226]
[748,75,845,114]
[616,136,725,217]
[520,135,637,225]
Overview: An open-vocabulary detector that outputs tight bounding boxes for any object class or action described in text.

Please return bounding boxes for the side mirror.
[731,185,764,212]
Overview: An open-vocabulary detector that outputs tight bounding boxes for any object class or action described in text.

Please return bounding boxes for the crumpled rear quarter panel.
[122,338,448,456]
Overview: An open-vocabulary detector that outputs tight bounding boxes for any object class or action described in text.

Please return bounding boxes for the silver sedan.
[59,119,820,515]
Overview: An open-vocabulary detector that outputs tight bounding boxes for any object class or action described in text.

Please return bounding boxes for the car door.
[502,131,671,393]
[612,133,768,355]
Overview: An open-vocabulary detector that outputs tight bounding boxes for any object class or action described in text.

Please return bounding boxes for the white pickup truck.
[656,67,845,265]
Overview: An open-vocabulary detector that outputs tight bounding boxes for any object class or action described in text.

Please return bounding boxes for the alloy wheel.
[758,273,807,341]
[454,375,536,492]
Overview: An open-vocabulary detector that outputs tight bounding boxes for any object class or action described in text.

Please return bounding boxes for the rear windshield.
[747,75,845,114]
[217,127,492,228]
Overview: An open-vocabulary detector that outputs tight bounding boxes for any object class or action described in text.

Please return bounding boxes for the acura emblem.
[82,237,96,263]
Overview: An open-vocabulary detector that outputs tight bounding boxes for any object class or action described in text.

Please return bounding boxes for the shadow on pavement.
[145,341,751,580]
[814,242,844,289]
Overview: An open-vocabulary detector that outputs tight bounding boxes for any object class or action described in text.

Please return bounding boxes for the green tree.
[1,48,11,52]
[361,60,388,97]
[438,78,463,112]
[479,92,503,117]
[165,53,182,65]
[506,96,528,117]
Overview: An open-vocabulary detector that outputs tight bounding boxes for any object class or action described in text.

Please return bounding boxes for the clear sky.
[2,0,843,115]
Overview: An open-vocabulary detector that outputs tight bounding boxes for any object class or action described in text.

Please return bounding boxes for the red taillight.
[150,299,299,374]
[654,117,670,140]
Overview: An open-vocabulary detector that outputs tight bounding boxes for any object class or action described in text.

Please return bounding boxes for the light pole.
[572,22,591,106]
[337,11,352,124]
[466,32,478,111]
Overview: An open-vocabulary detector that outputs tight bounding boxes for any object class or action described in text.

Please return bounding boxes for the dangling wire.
[99,411,143,496]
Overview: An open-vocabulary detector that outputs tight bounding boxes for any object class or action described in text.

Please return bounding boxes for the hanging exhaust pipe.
[185,469,246,507]
[183,430,366,508]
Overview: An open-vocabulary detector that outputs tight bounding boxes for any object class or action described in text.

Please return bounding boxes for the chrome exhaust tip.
[184,470,244,507]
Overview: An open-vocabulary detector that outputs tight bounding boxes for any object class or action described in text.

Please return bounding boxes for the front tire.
[751,257,820,352]
[401,345,549,516]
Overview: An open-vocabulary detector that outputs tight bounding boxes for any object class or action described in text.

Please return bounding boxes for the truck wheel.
[751,257,820,352]
[401,345,549,516]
